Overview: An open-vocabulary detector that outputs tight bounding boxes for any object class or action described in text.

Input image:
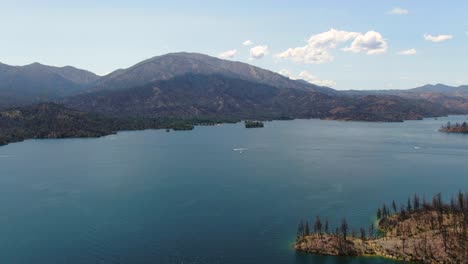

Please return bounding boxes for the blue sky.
[1,0,467,90]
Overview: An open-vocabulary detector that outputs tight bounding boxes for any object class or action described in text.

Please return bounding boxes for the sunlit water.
[0,116,467,264]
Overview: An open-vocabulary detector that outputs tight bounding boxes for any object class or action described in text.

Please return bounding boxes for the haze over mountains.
[1,52,467,124]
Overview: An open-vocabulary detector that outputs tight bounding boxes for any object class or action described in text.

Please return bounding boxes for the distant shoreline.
[1,104,466,148]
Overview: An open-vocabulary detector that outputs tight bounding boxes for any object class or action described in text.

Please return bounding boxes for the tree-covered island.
[245,120,264,128]
[295,192,467,263]
[440,121,468,133]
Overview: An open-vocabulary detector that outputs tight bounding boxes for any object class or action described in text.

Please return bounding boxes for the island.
[245,120,264,128]
[295,192,467,263]
[440,121,468,133]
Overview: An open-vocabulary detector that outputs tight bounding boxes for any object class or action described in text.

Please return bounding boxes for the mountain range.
[0,52,467,145]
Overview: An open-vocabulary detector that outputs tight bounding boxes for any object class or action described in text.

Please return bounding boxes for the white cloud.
[278,69,292,78]
[397,48,417,55]
[424,34,453,42]
[276,29,387,64]
[343,31,387,54]
[218,49,237,59]
[297,71,336,87]
[250,45,268,59]
[388,7,408,15]
[243,40,253,46]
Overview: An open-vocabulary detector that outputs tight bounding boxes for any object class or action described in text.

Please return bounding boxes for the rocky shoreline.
[295,192,467,263]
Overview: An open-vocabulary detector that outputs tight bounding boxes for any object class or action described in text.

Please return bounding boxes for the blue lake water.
[0,116,467,264]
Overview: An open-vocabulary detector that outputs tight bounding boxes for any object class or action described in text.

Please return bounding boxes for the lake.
[0,116,467,264]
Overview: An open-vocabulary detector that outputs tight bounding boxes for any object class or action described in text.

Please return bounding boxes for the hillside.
[344,84,468,113]
[0,103,196,147]
[65,74,449,122]
[0,62,99,107]
[0,53,465,124]
[89,52,337,95]
[295,192,467,263]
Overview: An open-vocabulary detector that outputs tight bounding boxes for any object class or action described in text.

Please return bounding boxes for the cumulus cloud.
[276,29,387,64]
[218,49,237,59]
[250,45,268,59]
[297,71,336,87]
[388,7,408,15]
[397,48,417,55]
[424,34,453,42]
[243,40,253,46]
[278,69,292,78]
[343,31,387,54]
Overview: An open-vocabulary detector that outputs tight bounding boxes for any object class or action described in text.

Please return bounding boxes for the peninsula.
[295,192,467,263]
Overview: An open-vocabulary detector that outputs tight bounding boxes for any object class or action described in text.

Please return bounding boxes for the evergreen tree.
[314,216,322,236]
[341,218,348,241]
[413,193,420,211]
[325,218,329,234]
[360,228,366,241]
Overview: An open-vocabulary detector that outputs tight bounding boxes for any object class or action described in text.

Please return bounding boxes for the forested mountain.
[0,53,466,128]
[0,62,99,107]
[64,74,449,122]
[88,52,337,95]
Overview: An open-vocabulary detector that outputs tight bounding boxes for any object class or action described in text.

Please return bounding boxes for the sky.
[1,0,467,90]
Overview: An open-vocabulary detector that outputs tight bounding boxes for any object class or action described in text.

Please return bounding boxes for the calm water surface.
[0,116,467,264]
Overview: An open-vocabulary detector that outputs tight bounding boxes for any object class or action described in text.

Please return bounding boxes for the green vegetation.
[245,120,264,128]
[440,121,468,133]
[0,103,205,146]
[296,191,468,263]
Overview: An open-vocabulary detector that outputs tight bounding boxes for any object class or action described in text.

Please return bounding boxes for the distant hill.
[89,52,337,95]
[343,84,468,113]
[0,62,99,107]
[408,84,468,94]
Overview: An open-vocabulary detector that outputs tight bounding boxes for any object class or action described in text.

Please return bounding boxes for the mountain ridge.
[0,62,99,107]
[89,52,337,95]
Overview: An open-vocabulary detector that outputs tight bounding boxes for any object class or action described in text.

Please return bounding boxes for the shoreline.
[294,193,467,264]
[2,112,465,148]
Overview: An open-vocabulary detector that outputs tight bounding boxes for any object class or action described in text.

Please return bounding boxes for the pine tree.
[325,218,329,234]
[360,228,366,241]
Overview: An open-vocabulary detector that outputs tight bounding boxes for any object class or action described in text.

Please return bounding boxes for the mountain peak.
[92,52,337,95]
